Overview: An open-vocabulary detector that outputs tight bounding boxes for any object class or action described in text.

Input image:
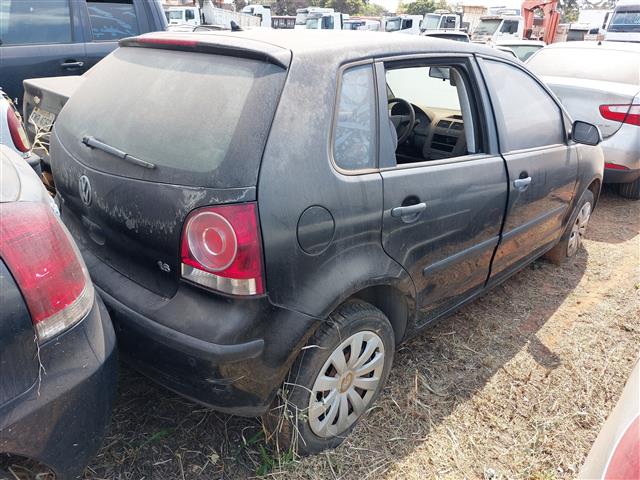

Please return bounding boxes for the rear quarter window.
[86,0,140,41]
[55,47,286,188]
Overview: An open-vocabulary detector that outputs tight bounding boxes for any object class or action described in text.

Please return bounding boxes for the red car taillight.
[6,106,31,153]
[599,104,640,126]
[180,203,265,296]
[0,202,94,341]
[605,162,630,171]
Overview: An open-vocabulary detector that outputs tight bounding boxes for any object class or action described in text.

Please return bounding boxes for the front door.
[377,57,508,325]
[0,0,86,105]
[478,58,578,284]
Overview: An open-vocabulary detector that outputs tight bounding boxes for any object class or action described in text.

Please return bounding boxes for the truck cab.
[385,15,423,34]
[422,11,461,31]
[295,7,335,29]
[305,11,347,30]
[605,0,640,42]
[471,15,524,43]
[241,5,272,27]
[166,6,201,27]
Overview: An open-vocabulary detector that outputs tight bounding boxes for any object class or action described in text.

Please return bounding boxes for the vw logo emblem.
[78,175,92,206]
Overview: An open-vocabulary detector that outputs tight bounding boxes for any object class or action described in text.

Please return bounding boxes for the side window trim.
[476,56,569,153]
[375,55,494,171]
[329,60,380,175]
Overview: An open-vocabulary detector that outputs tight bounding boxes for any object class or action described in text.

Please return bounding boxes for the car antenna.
[230,20,243,32]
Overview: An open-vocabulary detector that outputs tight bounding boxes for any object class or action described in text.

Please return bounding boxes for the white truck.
[384,15,423,34]
[605,0,640,42]
[165,2,261,30]
[241,4,272,27]
[422,10,462,31]
[303,10,348,30]
[471,14,524,43]
[295,7,334,29]
[166,6,201,27]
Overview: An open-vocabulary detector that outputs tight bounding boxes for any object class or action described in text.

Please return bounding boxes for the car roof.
[131,29,502,62]
[542,40,640,52]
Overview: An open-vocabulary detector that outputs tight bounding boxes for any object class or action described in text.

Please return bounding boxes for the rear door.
[51,45,287,298]
[0,0,86,105]
[377,56,508,325]
[478,58,578,284]
[79,0,151,71]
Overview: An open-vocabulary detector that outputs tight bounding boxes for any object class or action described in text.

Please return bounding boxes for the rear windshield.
[56,47,286,188]
[527,47,640,85]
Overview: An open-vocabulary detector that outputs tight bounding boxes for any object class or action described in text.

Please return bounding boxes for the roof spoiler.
[119,34,291,69]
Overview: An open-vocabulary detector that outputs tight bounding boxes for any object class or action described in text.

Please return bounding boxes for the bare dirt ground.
[6,189,636,480]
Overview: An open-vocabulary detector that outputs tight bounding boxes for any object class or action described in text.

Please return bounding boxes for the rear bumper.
[84,244,320,416]
[601,126,640,184]
[604,167,640,184]
[0,296,117,479]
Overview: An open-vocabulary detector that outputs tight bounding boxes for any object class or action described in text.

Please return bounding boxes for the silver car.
[527,41,640,199]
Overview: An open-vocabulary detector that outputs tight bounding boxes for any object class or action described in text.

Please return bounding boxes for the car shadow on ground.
[85,229,594,480]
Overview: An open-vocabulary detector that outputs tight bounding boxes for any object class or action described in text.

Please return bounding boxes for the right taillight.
[0,202,94,341]
[180,202,265,296]
[600,104,640,126]
[6,106,31,153]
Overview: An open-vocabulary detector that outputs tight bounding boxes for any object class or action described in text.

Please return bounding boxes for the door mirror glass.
[572,121,601,146]
[429,66,450,80]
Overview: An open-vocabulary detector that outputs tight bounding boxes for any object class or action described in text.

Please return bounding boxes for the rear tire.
[544,189,594,265]
[619,178,640,200]
[263,300,395,455]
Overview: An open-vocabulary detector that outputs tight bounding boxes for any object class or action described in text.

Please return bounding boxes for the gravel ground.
[4,188,638,480]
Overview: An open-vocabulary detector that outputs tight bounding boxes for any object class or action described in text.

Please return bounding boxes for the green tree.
[399,0,448,16]
[360,2,388,15]
[558,0,579,22]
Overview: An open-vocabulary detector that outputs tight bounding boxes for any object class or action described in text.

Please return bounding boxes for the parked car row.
[1,27,608,475]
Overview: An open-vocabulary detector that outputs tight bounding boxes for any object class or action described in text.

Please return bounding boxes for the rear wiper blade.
[82,136,156,169]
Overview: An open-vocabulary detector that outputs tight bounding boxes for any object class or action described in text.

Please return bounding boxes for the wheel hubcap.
[567,202,591,257]
[308,331,385,438]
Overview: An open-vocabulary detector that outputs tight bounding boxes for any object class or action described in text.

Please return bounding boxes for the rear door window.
[86,0,139,41]
[0,0,72,45]
[55,47,287,188]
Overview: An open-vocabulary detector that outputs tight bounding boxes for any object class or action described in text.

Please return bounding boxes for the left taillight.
[6,106,31,153]
[600,104,640,127]
[0,202,94,341]
[180,202,265,296]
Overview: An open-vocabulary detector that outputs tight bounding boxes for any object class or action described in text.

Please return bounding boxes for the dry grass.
[6,188,633,480]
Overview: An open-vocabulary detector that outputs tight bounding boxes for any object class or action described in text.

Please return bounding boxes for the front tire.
[544,189,594,265]
[263,300,395,455]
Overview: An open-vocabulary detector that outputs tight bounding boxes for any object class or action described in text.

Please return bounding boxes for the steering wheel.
[388,97,416,145]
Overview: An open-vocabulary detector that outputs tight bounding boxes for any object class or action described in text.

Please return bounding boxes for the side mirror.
[572,121,601,146]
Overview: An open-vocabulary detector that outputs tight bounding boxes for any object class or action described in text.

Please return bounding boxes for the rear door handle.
[513,177,532,192]
[391,202,427,218]
[61,60,84,69]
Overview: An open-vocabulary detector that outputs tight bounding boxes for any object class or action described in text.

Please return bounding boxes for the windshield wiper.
[82,136,155,169]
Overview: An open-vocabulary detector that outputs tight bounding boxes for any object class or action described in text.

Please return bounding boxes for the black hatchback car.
[48,30,604,453]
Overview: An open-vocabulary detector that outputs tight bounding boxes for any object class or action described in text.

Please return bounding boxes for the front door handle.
[61,60,85,69]
[391,202,427,218]
[513,177,532,192]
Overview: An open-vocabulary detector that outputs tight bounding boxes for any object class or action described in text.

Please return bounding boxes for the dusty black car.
[47,30,603,453]
[0,146,117,478]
